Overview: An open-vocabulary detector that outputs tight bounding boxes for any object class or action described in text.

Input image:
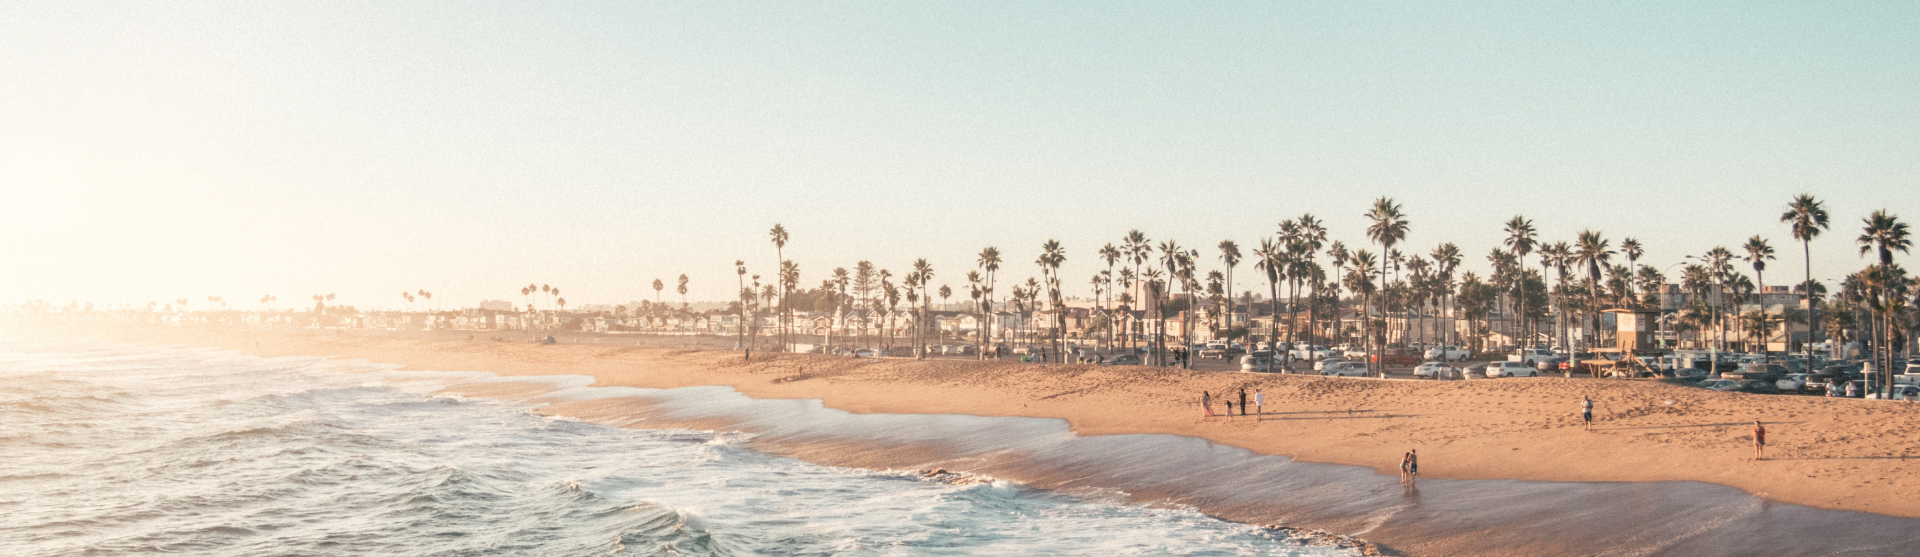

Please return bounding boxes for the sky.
[2,1,1917,311]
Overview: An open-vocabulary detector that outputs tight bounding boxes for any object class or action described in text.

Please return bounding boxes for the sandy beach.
[55,322,1920,525]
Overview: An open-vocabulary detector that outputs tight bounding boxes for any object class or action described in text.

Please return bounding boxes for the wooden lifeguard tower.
[1583,308,1663,379]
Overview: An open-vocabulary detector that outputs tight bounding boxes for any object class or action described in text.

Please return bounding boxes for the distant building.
[477,300,515,311]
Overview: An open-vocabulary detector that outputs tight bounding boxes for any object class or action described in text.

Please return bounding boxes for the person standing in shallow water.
[1400,450,1418,484]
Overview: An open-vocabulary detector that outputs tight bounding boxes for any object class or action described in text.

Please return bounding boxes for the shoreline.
[37,323,1920,521]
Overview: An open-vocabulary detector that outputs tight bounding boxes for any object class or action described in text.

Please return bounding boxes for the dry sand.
[54,324,1920,521]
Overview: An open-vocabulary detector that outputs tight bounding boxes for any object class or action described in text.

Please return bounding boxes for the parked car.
[1725,363,1789,381]
[1510,348,1560,366]
[1867,384,1920,400]
[1701,378,1780,394]
[1777,373,1812,393]
[1241,354,1275,372]
[1371,349,1422,366]
[1290,344,1336,360]
[1320,361,1370,377]
[1413,361,1459,380]
[1484,361,1539,378]
[1424,346,1470,361]
[1101,354,1142,366]
[1459,362,1490,378]
[1313,356,1345,371]
[1341,347,1369,359]
[1668,366,1709,381]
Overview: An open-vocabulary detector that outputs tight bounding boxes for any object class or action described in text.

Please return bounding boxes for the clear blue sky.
[3,1,1916,309]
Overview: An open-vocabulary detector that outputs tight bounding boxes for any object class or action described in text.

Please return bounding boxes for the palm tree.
[1346,250,1380,370]
[1365,198,1409,367]
[1328,241,1350,346]
[1157,240,1185,366]
[978,247,1003,356]
[913,258,934,358]
[1037,239,1067,360]
[769,223,790,350]
[1540,241,1573,351]
[1621,238,1644,302]
[1781,194,1830,365]
[1430,243,1462,347]
[1218,239,1241,340]
[1123,230,1152,350]
[1741,236,1776,355]
[1296,214,1328,344]
[1503,216,1537,345]
[1573,231,1614,348]
[1254,238,1284,353]
[736,261,749,350]
[1857,210,1912,392]
[780,260,800,350]
[1099,243,1122,349]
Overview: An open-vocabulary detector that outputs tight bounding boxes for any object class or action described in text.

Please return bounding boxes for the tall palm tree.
[1255,238,1284,353]
[1099,243,1122,350]
[1296,214,1328,344]
[1742,236,1776,355]
[1218,240,1241,339]
[1540,241,1573,351]
[677,274,691,308]
[1621,238,1644,302]
[735,261,749,350]
[1037,239,1067,360]
[912,258,934,358]
[1573,231,1614,347]
[1328,241,1350,346]
[1430,243,1462,347]
[1157,240,1191,366]
[1705,246,1737,355]
[1856,210,1912,392]
[977,247,1003,356]
[780,260,800,350]
[1346,250,1380,371]
[1365,198,1409,366]
[652,279,665,305]
[1781,194,1830,365]
[1503,216,1537,345]
[770,224,790,350]
[1124,231,1152,350]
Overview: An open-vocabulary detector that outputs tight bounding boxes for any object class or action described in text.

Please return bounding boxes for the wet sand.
[41,323,1920,555]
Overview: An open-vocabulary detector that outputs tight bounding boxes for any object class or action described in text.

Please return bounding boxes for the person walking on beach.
[1201,391,1215,417]
[1254,389,1264,420]
[1400,450,1418,484]
[1752,421,1767,461]
[1581,396,1595,431]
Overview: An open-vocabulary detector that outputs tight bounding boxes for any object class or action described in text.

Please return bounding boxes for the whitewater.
[0,338,1349,556]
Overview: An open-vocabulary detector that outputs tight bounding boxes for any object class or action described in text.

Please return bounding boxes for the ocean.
[0,338,1350,556]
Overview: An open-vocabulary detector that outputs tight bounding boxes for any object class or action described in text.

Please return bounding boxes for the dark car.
[1101,354,1142,366]
[1370,349,1422,366]
[1701,378,1780,394]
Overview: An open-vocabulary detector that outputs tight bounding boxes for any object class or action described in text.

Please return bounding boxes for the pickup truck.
[1510,348,1559,366]
[1423,345,1469,361]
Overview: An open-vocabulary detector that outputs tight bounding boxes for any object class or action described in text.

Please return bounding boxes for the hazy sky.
[4,2,1917,310]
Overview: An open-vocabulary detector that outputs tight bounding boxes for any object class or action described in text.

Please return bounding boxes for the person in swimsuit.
[1752,421,1767,460]
[1582,396,1595,431]
[1400,450,1418,484]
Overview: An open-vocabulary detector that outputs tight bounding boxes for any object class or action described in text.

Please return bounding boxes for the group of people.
[1199,388,1263,419]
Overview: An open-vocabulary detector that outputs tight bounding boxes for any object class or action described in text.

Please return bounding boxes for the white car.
[1413,361,1457,379]
[1484,361,1538,378]
[1314,357,1345,371]
[1423,346,1470,361]
[1320,362,1369,377]
[1777,373,1811,392]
